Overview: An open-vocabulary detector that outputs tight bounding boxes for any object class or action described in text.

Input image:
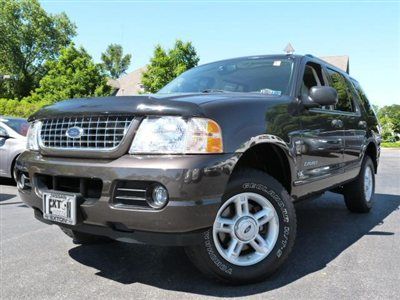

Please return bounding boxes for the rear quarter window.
[351,79,376,116]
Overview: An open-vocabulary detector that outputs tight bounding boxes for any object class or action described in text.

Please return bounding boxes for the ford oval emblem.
[66,126,84,139]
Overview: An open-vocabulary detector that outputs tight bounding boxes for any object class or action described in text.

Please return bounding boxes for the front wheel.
[185,169,297,284]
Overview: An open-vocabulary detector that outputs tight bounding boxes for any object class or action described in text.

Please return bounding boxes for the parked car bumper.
[16,151,238,245]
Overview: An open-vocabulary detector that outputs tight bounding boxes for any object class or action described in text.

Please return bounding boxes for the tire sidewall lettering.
[242,182,291,258]
[203,230,233,275]
[242,183,290,224]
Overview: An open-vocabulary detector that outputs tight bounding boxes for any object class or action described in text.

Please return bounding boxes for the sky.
[41,0,400,106]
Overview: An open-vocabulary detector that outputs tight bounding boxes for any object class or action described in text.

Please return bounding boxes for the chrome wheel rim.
[364,166,373,202]
[212,192,280,266]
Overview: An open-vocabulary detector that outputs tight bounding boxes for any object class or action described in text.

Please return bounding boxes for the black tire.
[343,156,375,213]
[59,227,113,245]
[185,169,297,284]
[11,155,19,183]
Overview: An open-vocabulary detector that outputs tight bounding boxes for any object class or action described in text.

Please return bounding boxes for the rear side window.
[326,68,355,113]
[0,118,29,136]
[351,79,375,116]
[0,126,6,146]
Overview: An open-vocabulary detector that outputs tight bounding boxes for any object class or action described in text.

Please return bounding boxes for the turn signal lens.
[186,118,224,153]
[206,120,223,153]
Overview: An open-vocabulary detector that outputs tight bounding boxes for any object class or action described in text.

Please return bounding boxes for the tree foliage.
[0,45,112,117]
[0,0,76,99]
[379,115,396,142]
[24,45,111,105]
[101,44,132,79]
[141,40,200,93]
[0,98,43,118]
[377,104,400,134]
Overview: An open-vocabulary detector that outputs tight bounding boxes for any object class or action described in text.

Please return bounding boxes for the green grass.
[381,141,400,148]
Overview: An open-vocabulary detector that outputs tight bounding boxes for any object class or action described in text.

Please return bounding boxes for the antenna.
[283,43,295,55]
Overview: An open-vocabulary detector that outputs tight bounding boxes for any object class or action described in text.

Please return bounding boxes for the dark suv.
[16,54,380,284]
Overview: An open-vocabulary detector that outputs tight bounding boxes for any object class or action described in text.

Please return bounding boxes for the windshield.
[158,57,294,95]
[0,118,29,136]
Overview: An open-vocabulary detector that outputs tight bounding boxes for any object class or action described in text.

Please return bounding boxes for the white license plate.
[43,192,77,225]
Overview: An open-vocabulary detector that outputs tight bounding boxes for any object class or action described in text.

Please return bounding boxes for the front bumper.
[16,151,238,245]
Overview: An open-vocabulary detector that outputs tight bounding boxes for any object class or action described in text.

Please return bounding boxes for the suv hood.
[28,93,280,121]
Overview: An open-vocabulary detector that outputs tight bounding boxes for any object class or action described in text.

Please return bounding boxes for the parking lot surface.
[1,149,399,299]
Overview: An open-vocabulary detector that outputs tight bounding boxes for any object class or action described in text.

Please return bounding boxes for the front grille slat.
[40,115,134,150]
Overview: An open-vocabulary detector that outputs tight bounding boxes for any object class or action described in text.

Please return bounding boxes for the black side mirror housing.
[302,86,338,108]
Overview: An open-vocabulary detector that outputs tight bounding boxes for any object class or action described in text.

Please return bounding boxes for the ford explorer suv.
[16,54,380,284]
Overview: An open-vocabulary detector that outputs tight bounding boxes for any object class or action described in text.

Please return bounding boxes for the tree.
[141,40,199,93]
[377,104,400,134]
[0,0,76,99]
[380,115,396,142]
[24,45,111,106]
[141,46,171,93]
[101,44,131,79]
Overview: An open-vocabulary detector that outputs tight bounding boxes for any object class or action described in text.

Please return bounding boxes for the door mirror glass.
[303,86,338,108]
[0,127,9,138]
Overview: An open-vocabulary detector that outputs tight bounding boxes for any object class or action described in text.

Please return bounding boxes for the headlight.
[129,116,223,154]
[26,121,42,151]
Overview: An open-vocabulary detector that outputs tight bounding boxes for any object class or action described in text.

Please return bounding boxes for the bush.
[0,98,50,118]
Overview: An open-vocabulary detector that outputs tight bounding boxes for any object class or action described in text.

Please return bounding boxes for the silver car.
[0,116,29,180]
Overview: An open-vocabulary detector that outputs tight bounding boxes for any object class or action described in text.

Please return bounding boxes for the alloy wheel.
[212,192,280,266]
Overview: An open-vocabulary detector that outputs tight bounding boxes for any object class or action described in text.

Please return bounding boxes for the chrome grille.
[40,116,134,149]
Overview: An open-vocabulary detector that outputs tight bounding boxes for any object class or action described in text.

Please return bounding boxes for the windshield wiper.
[201,89,227,93]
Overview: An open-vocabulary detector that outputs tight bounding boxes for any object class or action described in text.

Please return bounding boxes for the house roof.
[319,55,349,73]
[108,66,147,96]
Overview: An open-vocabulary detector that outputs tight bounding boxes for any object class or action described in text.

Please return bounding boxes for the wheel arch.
[231,141,294,194]
[10,152,22,180]
[365,142,378,173]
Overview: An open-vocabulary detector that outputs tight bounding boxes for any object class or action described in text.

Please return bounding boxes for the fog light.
[148,185,169,209]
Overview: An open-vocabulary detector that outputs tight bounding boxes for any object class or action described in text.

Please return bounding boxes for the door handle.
[358,121,367,129]
[331,119,343,128]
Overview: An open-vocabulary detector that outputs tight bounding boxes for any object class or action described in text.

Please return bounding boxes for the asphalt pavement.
[1,149,399,299]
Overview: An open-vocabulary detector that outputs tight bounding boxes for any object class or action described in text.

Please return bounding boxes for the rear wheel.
[343,156,375,213]
[59,227,113,244]
[185,169,296,284]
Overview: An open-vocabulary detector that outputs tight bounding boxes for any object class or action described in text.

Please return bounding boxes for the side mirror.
[303,86,338,108]
[0,128,9,138]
